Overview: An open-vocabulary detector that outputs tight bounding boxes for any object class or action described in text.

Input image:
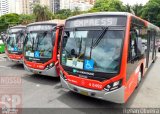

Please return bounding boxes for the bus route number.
[89,83,102,89]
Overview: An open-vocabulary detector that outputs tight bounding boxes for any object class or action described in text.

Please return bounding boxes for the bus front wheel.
[137,70,142,88]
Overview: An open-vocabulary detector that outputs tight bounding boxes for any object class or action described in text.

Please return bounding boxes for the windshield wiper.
[91,26,108,49]
[31,36,35,51]
[89,26,108,59]
[78,37,82,56]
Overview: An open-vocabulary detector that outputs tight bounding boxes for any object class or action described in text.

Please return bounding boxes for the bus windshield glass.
[61,28,124,74]
[24,30,56,62]
[7,30,25,54]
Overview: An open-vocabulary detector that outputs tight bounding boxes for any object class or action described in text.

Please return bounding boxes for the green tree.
[33,4,53,22]
[90,0,126,12]
[0,13,20,32]
[141,0,160,26]
[124,4,143,16]
[132,4,143,17]
[54,9,72,19]
[19,14,35,25]
[72,7,81,16]
[125,4,132,13]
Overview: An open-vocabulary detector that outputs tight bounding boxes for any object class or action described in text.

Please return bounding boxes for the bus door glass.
[147,30,155,67]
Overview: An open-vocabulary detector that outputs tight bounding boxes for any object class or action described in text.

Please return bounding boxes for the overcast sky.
[120,0,149,5]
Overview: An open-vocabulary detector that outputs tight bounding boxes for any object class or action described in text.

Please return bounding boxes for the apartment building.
[0,0,9,16]
[60,0,95,11]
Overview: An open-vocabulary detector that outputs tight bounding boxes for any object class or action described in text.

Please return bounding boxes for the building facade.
[1,0,92,15]
[51,0,60,13]
[60,0,95,11]
[0,0,9,16]
[9,0,23,14]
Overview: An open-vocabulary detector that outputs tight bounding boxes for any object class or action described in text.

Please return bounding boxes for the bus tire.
[153,49,156,63]
[137,69,142,88]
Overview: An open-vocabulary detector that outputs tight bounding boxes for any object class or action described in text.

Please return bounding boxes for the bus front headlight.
[45,62,54,70]
[104,80,122,92]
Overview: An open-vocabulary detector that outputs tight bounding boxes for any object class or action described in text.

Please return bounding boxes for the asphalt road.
[0,53,160,111]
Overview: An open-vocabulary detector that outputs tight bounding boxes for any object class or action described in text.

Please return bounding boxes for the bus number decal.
[89,83,102,89]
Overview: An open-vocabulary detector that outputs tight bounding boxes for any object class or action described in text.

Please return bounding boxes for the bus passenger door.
[146,30,155,68]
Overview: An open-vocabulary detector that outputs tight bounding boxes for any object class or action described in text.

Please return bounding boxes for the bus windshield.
[61,28,124,74]
[7,32,24,53]
[24,30,55,62]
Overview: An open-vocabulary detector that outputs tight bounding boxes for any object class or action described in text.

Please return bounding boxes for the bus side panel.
[124,60,145,102]
[124,67,138,102]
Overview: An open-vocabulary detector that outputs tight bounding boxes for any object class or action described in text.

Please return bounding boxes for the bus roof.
[66,12,160,31]
[9,25,26,29]
[27,20,65,27]
[67,12,130,20]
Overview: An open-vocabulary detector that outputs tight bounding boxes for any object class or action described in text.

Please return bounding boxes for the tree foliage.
[132,4,143,17]
[54,8,82,19]
[54,9,72,19]
[0,13,20,32]
[90,0,126,12]
[141,0,160,26]
[19,14,35,25]
[124,4,143,17]
[33,4,53,22]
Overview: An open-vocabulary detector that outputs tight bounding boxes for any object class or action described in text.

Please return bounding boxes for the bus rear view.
[23,20,64,77]
[59,12,159,103]
[6,25,26,63]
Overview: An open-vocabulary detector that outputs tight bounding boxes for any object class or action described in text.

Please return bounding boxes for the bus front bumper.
[24,63,58,77]
[60,76,125,104]
[7,57,23,64]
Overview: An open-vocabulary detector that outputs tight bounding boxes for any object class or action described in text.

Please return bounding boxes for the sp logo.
[0,94,22,114]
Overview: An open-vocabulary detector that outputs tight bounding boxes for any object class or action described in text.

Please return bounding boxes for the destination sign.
[65,16,126,28]
[9,28,25,33]
[27,25,55,32]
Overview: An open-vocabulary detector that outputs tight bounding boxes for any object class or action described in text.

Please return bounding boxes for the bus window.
[129,30,137,61]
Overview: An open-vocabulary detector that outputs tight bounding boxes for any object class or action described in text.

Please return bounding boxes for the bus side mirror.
[52,27,56,31]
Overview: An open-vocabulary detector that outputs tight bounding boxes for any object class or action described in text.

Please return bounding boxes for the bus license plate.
[33,71,38,74]
[80,91,89,96]
[31,70,38,74]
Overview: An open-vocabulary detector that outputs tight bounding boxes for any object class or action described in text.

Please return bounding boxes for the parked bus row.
[5,12,160,103]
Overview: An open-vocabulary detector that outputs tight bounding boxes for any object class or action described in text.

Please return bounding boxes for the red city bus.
[59,12,160,103]
[23,20,64,77]
[6,25,26,63]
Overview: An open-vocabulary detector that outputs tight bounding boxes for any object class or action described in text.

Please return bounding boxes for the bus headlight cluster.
[45,62,54,70]
[104,80,122,92]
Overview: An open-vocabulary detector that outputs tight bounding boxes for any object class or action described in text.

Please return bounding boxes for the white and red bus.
[59,12,160,103]
[6,25,26,63]
[23,20,64,77]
